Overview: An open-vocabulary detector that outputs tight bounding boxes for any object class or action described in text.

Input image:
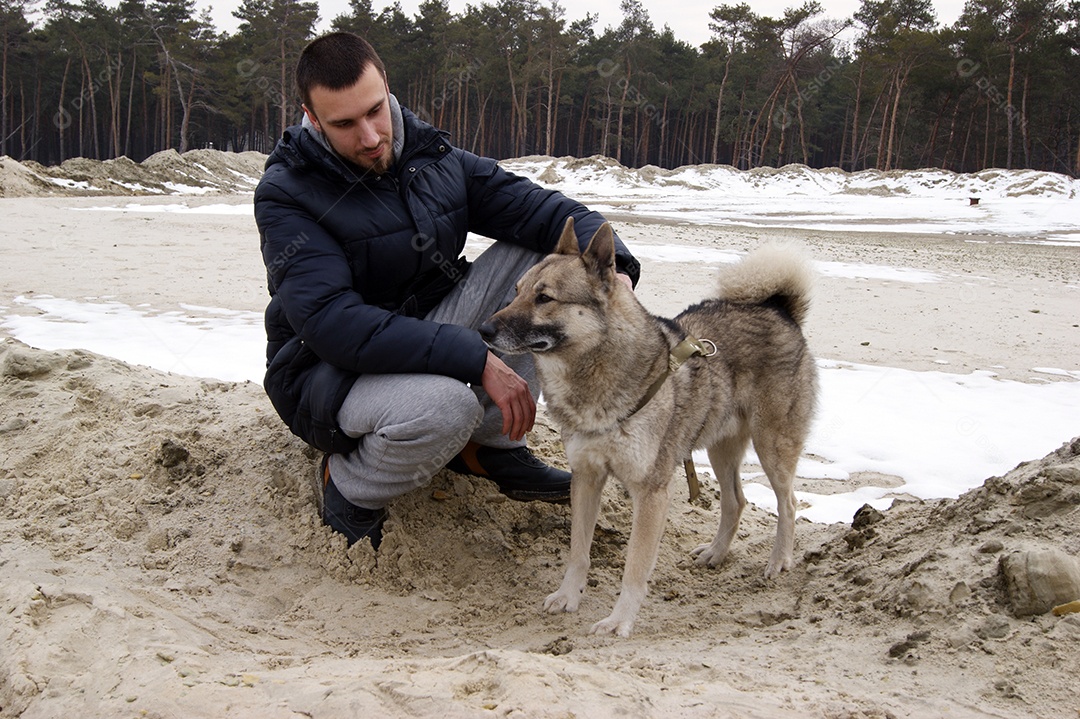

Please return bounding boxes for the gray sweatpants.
[328,242,544,509]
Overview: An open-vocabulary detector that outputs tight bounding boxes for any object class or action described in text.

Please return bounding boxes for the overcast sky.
[197,0,968,49]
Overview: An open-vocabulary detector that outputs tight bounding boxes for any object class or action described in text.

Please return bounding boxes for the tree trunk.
[111,50,122,157]
[1006,43,1016,169]
[711,53,732,164]
[544,48,556,155]
[473,86,491,154]
[83,55,100,159]
[504,51,522,155]
[279,32,288,138]
[735,87,747,169]
[615,63,630,164]
[125,49,137,158]
[925,92,951,167]
[20,77,28,158]
[1020,71,1030,168]
[839,104,849,169]
[856,85,883,171]
[182,72,196,152]
[577,86,589,157]
[942,95,960,170]
[885,67,908,171]
[747,78,786,168]
[960,103,975,171]
[875,78,892,170]
[659,91,668,167]
[57,57,71,162]
[601,77,613,157]
[849,60,866,170]
[76,62,86,158]
[1075,126,1080,176]
[1,29,8,158]
[793,77,809,165]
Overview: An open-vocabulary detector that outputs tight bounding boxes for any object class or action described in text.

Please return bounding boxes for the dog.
[479,218,818,637]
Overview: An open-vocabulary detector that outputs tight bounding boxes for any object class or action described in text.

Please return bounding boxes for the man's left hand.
[480,351,535,441]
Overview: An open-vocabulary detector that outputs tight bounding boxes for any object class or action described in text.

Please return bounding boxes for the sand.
[1,154,1079,718]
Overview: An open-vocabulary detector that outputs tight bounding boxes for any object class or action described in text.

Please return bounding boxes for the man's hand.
[615,272,633,291]
[481,351,535,441]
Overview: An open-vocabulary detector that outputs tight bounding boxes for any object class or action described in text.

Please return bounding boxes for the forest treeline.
[2,0,1078,174]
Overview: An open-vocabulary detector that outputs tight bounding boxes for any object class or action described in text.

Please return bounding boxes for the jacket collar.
[269,94,437,183]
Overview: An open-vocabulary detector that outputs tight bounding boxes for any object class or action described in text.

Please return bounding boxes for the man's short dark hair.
[296,32,386,109]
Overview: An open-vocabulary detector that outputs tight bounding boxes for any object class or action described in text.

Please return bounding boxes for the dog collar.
[629,335,716,416]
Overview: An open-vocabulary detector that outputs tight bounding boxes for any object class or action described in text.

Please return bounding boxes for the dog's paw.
[543,590,581,614]
[691,543,728,568]
[764,551,794,579]
[589,614,634,638]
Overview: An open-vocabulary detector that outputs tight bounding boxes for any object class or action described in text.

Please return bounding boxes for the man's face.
[303,63,393,174]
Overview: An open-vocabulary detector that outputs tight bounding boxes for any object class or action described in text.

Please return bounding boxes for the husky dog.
[480,218,818,637]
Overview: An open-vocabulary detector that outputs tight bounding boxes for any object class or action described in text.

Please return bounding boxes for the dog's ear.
[554,216,580,255]
[582,222,616,281]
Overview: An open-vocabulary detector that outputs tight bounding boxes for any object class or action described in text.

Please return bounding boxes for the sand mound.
[503,156,1080,200]
[0,150,265,198]
[5,149,1077,203]
[1,338,1077,717]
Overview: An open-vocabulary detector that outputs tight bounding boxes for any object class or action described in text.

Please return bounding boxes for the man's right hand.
[480,351,535,442]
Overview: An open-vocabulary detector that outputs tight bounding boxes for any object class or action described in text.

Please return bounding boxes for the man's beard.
[345,139,392,175]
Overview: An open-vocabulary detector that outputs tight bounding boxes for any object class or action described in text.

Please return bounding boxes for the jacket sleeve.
[255,174,489,384]
[459,151,641,286]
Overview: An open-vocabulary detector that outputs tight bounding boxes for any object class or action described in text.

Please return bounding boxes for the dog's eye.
[536,293,555,304]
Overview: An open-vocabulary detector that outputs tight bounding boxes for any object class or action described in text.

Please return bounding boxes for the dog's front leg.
[544,463,606,615]
[590,483,671,637]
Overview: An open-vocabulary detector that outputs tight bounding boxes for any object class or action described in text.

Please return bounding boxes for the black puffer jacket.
[255,104,640,453]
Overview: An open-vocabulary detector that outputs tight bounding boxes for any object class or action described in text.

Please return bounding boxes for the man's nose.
[358,120,380,147]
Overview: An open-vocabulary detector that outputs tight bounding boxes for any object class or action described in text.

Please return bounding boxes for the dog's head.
[480,217,619,356]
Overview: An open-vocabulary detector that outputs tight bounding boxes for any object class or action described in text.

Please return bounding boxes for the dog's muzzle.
[479,320,556,354]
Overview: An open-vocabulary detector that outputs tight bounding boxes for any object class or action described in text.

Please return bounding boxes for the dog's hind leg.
[753,431,801,578]
[544,462,606,616]
[590,481,672,637]
[692,429,751,568]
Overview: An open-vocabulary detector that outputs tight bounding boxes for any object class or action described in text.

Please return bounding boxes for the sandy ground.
[1,183,1079,718]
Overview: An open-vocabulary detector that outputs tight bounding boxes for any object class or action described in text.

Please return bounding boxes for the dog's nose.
[478,321,497,343]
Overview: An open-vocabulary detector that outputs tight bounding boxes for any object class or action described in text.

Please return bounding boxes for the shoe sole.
[447,459,570,503]
[498,487,571,504]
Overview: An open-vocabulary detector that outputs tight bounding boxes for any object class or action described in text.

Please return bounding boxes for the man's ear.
[301,103,321,132]
[582,222,616,281]
[554,216,580,255]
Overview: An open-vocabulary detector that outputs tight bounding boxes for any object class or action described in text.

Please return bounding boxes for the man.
[255,32,640,550]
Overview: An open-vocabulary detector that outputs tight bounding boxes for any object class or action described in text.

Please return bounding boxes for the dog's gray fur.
[481,219,818,637]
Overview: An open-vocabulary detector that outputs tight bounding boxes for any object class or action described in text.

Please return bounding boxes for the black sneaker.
[446,442,571,503]
[320,456,388,549]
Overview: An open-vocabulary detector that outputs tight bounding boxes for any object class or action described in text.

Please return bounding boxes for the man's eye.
[536,293,554,304]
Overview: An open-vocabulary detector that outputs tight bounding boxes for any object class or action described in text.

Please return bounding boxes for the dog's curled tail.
[716,243,815,325]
